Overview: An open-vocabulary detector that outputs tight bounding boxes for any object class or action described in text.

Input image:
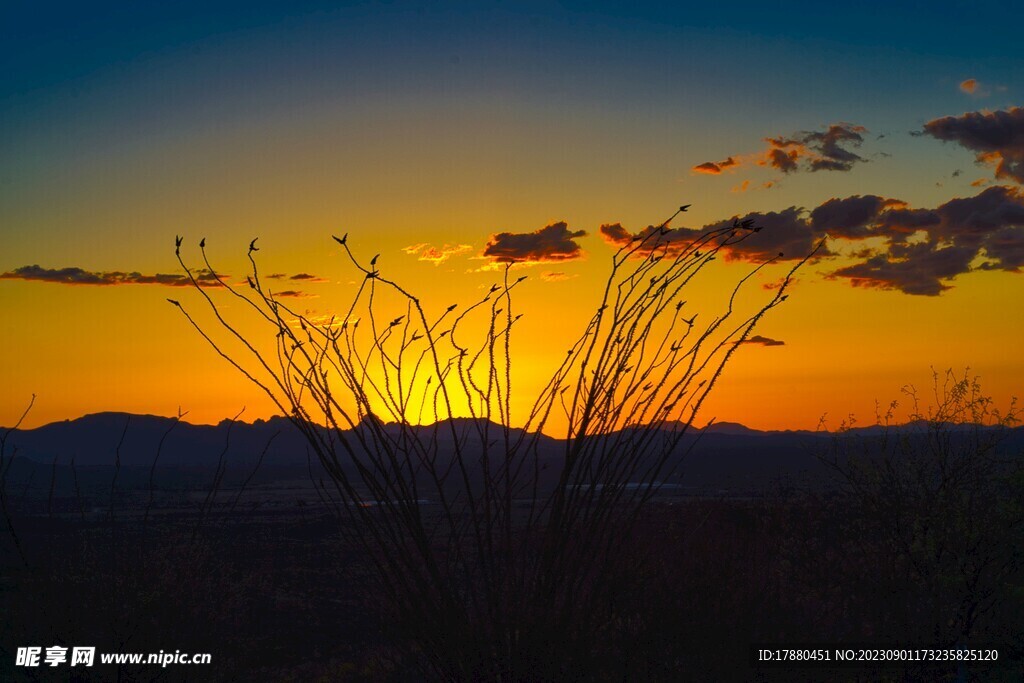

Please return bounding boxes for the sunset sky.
[2,0,1022,432]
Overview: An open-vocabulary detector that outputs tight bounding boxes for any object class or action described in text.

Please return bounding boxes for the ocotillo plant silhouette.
[172,205,818,680]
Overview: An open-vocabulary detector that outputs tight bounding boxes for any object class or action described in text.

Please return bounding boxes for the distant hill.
[2,413,1022,497]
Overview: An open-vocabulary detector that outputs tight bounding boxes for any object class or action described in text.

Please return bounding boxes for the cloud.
[0,265,225,287]
[482,222,586,264]
[601,209,824,263]
[595,186,1024,296]
[800,123,868,172]
[691,157,738,175]
[598,222,705,257]
[540,271,575,282]
[740,335,786,347]
[829,242,978,296]
[703,207,826,262]
[694,123,869,183]
[759,123,868,174]
[403,243,473,266]
[958,78,1002,98]
[762,139,803,173]
[810,195,900,239]
[825,186,1024,293]
[979,225,1024,271]
[731,180,783,193]
[872,207,942,241]
[272,290,316,298]
[931,185,1024,249]
[923,107,1024,184]
[266,272,328,283]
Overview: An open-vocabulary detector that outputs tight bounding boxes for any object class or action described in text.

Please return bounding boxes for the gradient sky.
[2,0,1022,431]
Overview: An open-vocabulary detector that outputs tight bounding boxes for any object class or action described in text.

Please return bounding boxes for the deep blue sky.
[4,0,1020,98]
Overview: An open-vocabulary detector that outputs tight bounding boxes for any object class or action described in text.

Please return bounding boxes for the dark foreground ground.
[2,482,1022,682]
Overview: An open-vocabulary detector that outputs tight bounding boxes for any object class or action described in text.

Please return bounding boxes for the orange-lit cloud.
[540,271,575,282]
[601,186,1024,295]
[600,209,823,263]
[762,137,803,173]
[764,123,868,173]
[958,78,1001,97]
[482,221,586,264]
[923,107,1024,184]
[694,123,869,183]
[732,180,778,193]
[403,243,473,265]
[267,272,329,283]
[598,222,704,258]
[692,156,738,175]
[0,265,225,287]
[828,186,1024,293]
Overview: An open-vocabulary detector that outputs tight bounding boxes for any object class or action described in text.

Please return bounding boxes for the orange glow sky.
[2,1,1022,432]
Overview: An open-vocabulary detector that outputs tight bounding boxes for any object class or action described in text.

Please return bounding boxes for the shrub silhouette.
[173,206,816,680]
[818,370,1023,646]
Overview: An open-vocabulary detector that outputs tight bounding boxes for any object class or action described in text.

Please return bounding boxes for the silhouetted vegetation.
[164,205,814,679]
[3,210,1023,681]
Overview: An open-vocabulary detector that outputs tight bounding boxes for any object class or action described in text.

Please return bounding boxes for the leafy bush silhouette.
[172,206,815,680]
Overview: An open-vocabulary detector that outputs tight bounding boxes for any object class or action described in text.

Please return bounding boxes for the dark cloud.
[762,139,802,173]
[483,222,586,263]
[695,123,869,182]
[741,335,786,347]
[873,208,942,241]
[810,195,895,239]
[931,185,1024,248]
[601,208,823,263]
[596,187,1024,296]
[273,290,315,298]
[823,186,1024,293]
[598,222,705,257]
[540,271,574,282]
[804,124,867,171]
[703,207,824,262]
[981,225,1024,271]
[267,272,327,282]
[830,243,977,296]
[761,123,867,174]
[691,156,738,175]
[923,107,1024,184]
[0,265,224,287]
